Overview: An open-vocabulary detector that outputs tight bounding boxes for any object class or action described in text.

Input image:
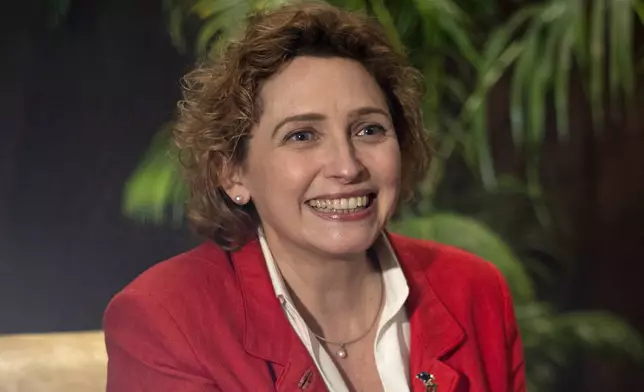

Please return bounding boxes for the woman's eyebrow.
[347,106,390,121]
[272,113,326,138]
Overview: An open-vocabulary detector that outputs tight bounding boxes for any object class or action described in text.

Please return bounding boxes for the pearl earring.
[234,195,243,204]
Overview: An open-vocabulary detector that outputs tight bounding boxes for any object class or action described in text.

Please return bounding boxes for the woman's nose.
[322,137,365,183]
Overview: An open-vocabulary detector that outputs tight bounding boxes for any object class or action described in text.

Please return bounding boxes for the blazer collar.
[386,232,467,391]
[232,238,326,391]
[231,233,467,391]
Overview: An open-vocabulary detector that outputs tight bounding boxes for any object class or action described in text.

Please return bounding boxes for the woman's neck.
[262,229,383,339]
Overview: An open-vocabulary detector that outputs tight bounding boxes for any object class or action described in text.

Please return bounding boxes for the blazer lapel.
[231,233,468,392]
[231,239,327,392]
[387,233,467,392]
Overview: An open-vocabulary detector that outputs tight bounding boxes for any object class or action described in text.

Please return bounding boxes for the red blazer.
[103,233,526,392]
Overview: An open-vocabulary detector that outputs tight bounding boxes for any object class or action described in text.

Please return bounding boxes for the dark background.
[0,0,195,332]
[1,0,643,390]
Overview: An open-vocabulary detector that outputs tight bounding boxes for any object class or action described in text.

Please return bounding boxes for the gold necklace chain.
[309,278,384,359]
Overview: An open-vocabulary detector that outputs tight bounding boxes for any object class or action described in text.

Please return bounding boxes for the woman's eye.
[356,124,386,137]
[286,130,316,142]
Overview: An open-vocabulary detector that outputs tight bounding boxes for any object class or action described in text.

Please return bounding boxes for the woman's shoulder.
[113,241,237,305]
[103,242,248,377]
[387,232,509,299]
[388,233,501,278]
[388,233,517,333]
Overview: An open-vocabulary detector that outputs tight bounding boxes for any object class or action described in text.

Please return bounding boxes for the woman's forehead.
[257,56,389,119]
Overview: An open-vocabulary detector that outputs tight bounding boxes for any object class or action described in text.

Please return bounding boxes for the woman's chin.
[306,231,380,257]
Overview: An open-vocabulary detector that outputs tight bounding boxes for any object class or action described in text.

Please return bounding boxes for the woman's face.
[228,56,401,258]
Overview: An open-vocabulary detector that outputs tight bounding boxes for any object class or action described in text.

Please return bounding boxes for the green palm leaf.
[388,0,418,39]
[46,0,72,27]
[411,0,479,64]
[122,125,187,225]
[370,0,405,53]
[589,0,606,130]
[192,0,241,18]
[193,0,251,57]
[636,1,644,23]
[555,29,573,139]
[557,311,644,361]
[609,0,635,101]
[518,304,644,391]
[463,42,523,187]
[479,0,641,219]
[168,7,188,52]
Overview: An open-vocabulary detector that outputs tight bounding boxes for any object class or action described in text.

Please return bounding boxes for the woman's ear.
[219,160,251,205]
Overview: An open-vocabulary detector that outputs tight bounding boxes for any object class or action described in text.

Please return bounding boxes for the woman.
[103,2,525,392]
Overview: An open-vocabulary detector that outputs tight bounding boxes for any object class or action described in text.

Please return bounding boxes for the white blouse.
[259,230,412,392]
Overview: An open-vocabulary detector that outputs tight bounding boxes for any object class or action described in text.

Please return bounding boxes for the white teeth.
[307,195,372,211]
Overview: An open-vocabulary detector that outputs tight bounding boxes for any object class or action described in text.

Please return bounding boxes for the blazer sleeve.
[494,268,527,392]
[103,289,220,392]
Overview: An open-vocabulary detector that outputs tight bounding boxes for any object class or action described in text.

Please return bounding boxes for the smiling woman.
[103,2,526,392]
[231,55,401,259]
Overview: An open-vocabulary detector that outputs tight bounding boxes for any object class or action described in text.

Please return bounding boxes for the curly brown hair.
[174,1,431,250]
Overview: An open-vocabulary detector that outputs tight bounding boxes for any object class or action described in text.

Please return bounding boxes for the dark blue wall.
[0,0,195,333]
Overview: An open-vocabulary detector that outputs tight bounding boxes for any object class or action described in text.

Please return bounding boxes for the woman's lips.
[305,194,376,221]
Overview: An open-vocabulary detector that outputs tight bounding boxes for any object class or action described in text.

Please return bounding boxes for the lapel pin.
[416,371,437,392]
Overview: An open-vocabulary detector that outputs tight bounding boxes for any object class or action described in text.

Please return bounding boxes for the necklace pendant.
[337,344,347,359]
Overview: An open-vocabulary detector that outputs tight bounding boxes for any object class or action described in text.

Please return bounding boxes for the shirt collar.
[258,227,293,304]
[258,228,410,326]
[375,232,410,328]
